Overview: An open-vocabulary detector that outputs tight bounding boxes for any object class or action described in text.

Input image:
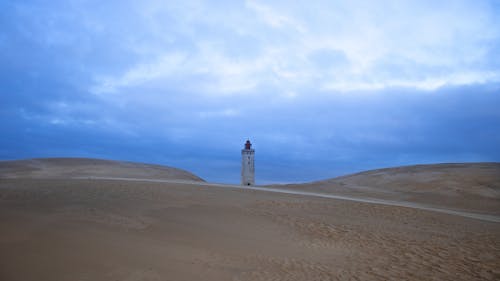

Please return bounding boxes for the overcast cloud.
[1,0,499,183]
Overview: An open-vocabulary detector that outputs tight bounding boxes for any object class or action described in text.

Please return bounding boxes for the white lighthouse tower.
[241,140,255,186]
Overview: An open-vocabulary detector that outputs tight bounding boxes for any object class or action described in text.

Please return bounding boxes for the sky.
[1,0,500,184]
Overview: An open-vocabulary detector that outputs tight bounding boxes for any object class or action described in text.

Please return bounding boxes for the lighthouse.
[241,140,255,186]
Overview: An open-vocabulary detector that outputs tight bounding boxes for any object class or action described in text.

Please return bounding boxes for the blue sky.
[1,0,499,184]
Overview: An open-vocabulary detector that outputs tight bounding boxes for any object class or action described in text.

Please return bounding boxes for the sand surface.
[277,163,500,216]
[0,158,204,182]
[1,159,499,280]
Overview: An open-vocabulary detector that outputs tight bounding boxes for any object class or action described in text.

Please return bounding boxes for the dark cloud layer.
[2,81,499,183]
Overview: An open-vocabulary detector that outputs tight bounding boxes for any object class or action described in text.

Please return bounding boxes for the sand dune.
[0,158,204,182]
[1,160,499,280]
[277,163,500,216]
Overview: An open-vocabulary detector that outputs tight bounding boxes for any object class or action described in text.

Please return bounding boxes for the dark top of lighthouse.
[244,140,252,150]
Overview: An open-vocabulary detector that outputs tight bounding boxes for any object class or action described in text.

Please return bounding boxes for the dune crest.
[278,163,500,215]
[0,158,204,182]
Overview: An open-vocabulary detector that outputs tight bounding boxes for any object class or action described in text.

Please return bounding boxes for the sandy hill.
[1,162,499,280]
[0,158,204,182]
[278,163,500,215]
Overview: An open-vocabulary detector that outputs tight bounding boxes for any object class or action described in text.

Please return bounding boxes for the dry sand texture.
[0,159,499,280]
[0,158,204,182]
[278,163,500,216]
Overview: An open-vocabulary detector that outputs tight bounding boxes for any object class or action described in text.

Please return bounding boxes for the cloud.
[80,0,500,100]
[1,0,500,183]
[245,0,306,33]
[91,52,188,95]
